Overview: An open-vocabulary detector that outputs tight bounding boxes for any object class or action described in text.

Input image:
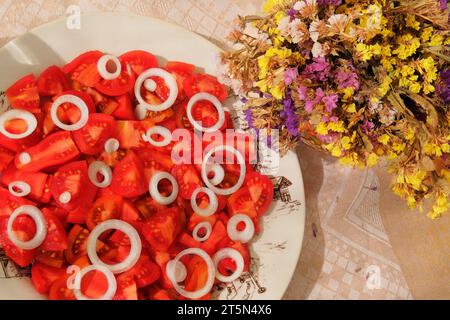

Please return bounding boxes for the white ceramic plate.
[0,13,305,300]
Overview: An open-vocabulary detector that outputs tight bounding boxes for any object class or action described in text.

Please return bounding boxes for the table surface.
[0,0,413,300]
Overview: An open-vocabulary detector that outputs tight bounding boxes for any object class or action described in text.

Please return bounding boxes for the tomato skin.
[171,164,203,200]
[245,172,274,217]
[0,118,43,153]
[115,120,150,149]
[0,188,34,217]
[1,163,49,202]
[119,50,159,76]
[95,63,136,97]
[227,187,258,219]
[121,255,161,288]
[72,113,116,155]
[6,74,41,113]
[200,220,228,255]
[0,146,14,172]
[137,147,174,183]
[50,160,97,211]
[65,225,90,264]
[35,249,65,268]
[48,276,76,300]
[112,94,136,120]
[40,210,68,251]
[37,66,69,97]
[14,131,80,172]
[183,73,228,102]
[86,194,123,230]
[113,274,138,300]
[31,262,66,294]
[111,152,147,198]
[63,50,103,87]
[0,217,36,267]
[142,207,180,252]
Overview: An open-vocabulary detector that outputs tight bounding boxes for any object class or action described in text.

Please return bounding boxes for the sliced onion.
[88,161,112,188]
[166,248,215,299]
[144,79,157,92]
[97,54,121,80]
[201,145,246,195]
[149,172,178,205]
[166,260,187,283]
[190,187,218,217]
[207,164,225,186]
[18,152,31,165]
[87,219,142,274]
[58,192,71,204]
[134,68,178,112]
[186,93,225,133]
[73,265,117,300]
[8,181,31,197]
[135,104,147,120]
[192,221,212,242]
[213,248,245,283]
[227,214,255,244]
[51,94,89,131]
[7,205,47,250]
[143,126,172,147]
[104,138,120,153]
[0,109,37,139]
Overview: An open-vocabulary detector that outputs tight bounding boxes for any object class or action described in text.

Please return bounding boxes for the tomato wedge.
[37,66,69,97]
[5,74,40,113]
[116,120,150,149]
[72,113,116,155]
[137,147,174,183]
[142,207,180,252]
[0,216,36,267]
[113,274,138,300]
[121,255,161,288]
[65,225,90,264]
[183,73,228,102]
[111,152,147,198]
[245,172,274,217]
[0,115,43,153]
[48,277,75,300]
[50,160,97,211]
[227,187,258,218]
[0,188,34,217]
[35,249,65,268]
[63,50,103,87]
[40,210,68,251]
[112,94,136,120]
[31,262,66,294]
[95,62,135,96]
[120,50,159,76]
[171,164,203,200]
[15,131,80,172]
[0,146,14,171]
[86,194,123,230]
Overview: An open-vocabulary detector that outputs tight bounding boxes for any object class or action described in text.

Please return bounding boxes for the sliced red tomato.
[66,203,90,225]
[50,160,97,211]
[111,152,147,198]
[227,187,258,219]
[137,147,174,183]
[171,164,203,200]
[35,249,65,268]
[40,210,68,251]
[200,220,228,255]
[62,50,103,87]
[121,255,161,288]
[31,262,66,294]
[113,274,138,300]
[166,61,196,75]
[174,101,193,130]
[83,86,119,115]
[115,120,150,149]
[135,197,167,220]
[112,94,136,120]
[86,194,123,230]
[5,74,40,113]
[0,187,34,217]
[183,73,227,102]
[0,115,43,153]
[1,163,49,202]
[142,207,180,252]
[72,113,116,155]
[79,269,110,299]
[37,66,69,97]
[146,287,173,300]
[184,255,210,300]
[121,200,142,224]
[0,216,36,267]
[245,172,274,217]
[119,50,159,76]
[95,62,135,96]
[65,225,90,264]
[14,131,80,172]
[48,277,75,300]
[0,146,14,172]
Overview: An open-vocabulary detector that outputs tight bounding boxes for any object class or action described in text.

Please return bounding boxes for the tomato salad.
[0,50,274,300]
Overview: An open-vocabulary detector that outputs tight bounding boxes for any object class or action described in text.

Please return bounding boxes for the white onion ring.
[192,221,212,242]
[134,68,178,112]
[97,54,121,80]
[149,172,179,205]
[134,104,148,120]
[88,161,112,188]
[190,187,218,217]
[166,248,215,299]
[166,260,187,283]
[87,219,142,274]
[142,126,172,147]
[7,205,47,250]
[186,93,225,133]
[58,192,71,204]
[213,248,245,283]
[51,94,89,131]
[18,152,31,165]
[207,164,225,186]
[227,214,255,244]
[0,109,37,139]
[73,265,117,300]
[104,138,120,153]
[8,181,31,197]
[201,145,246,195]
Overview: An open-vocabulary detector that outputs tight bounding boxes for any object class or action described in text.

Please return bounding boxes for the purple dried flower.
[298,86,308,100]
[361,120,375,134]
[318,133,339,143]
[244,108,259,134]
[322,94,339,113]
[281,92,299,137]
[317,0,342,5]
[287,8,298,20]
[438,69,450,104]
[302,57,331,82]
[335,69,360,90]
[284,68,299,85]
[439,0,448,10]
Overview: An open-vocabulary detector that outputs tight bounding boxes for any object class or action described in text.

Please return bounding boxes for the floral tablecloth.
[2,0,448,300]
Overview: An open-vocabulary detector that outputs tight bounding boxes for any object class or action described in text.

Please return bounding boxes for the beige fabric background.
[0,0,448,300]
